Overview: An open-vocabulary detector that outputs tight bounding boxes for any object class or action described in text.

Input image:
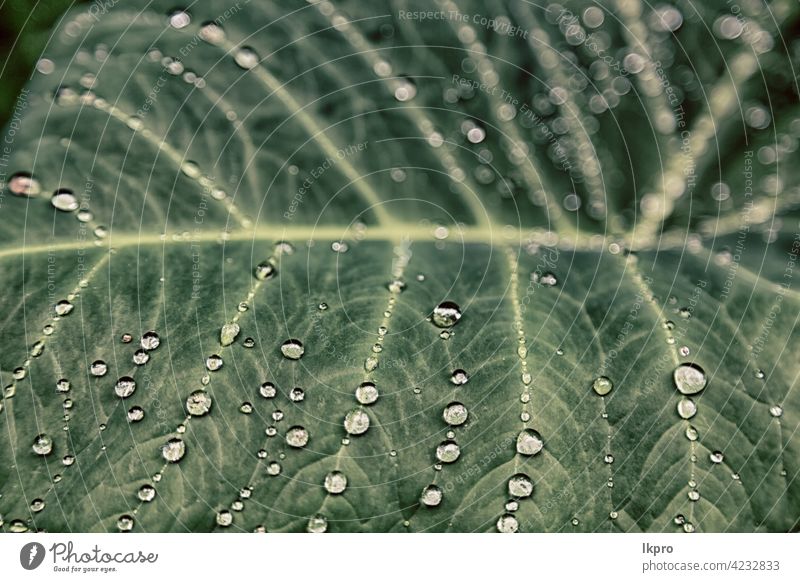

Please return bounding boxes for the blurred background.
[0,0,84,126]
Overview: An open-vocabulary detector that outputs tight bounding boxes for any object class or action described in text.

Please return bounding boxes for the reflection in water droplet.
[592,376,613,396]
[673,363,707,395]
[435,440,461,463]
[432,301,462,328]
[344,409,370,435]
[286,426,309,448]
[324,471,347,494]
[420,484,443,507]
[280,339,304,360]
[516,429,544,456]
[442,402,468,426]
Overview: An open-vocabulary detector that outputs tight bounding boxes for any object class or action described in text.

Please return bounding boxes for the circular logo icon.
[20,542,46,570]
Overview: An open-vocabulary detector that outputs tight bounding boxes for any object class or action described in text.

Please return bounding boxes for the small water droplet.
[604,453,614,464]
[254,261,276,281]
[116,514,135,531]
[432,301,462,328]
[435,440,461,463]
[127,406,144,422]
[55,299,74,316]
[450,369,469,385]
[331,241,349,253]
[289,387,305,402]
[769,405,783,417]
[516,429,544,456]
[307,514,328,533]
[259,382,277,398]
[240,402,253,414]
[532,271,558,286]
[356,381,379,405]
[592,376,613,396]
[205,354,223,371]
[216,510,233,527]
[420,484,443,507]
[8,172,41,197]
[161,438,186,463]
[442,402,468,426]
[685,425,699,441]
[677,398,697,419]
[266,461,282,476]
[688,490,700,501]
[55,378,70,393]
[286,426,309,448]
[673,363,707,395]
[280,339,304,360]
[199,21,226,45]
[138,484,156,502]
[234,46,259,69]
[508,473,533,498]
[324,471,347,494]
[709,451,724,464]
[133,349,150,365]
[344,410,370,435]
[496,514,519,533]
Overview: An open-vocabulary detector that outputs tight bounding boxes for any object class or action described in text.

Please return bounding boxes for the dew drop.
[532,271,558,286]
[205,354,223,371]
[289,387,305,402]
[516,429,544,456]
[90,360,108,377]
[219,323,240,346]
[186,390,212,416]
[259,381,277,399]
[280,339,304,360]
[56,378,70,393]
[592,376,613,396]
[32,434,54,456]
[307,514,328,533]
[55,299,74,316]
[216,510,233,527]
[240,402,253,414]
[673,363,707,395]
[331,241,349,253]
[168,9,190,29]
[114,376,136,398]
[116,514,135,531]
[344,409,370,435]
[677,398,697,419]
[496,514,519,533]
[355,381,379,405]
[141,331,160,350]
[709,451,724,464]
[138,484,156,502]
[133,350,149,365]
[199,22,226,45]
[769,405,783,417]
[450,369,469,385]
[435,440,461,463]
[508,473,533,498]
[161,438,186,463]
[286,426,309,448]
[266,461,281,476]
[234,46,259,69]
[432,301,462,328]
[30,498,45,512]
[254,261,276,281]
[324,471,348,494]
[685,425,699,441]
[420,484,443,507]
[8,172,41,197]
[51,189,79,212]
[127,406,144,423]
[442,402,468,426]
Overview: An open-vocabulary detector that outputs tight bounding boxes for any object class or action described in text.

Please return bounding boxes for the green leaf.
[0,0,798,533]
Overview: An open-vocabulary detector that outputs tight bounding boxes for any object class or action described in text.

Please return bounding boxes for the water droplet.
[116,514,134,531]
[234,46,259,69]
[677,398,697,419]
[496,514,519,533]
[532,271,558,286]
[272,410,284,422]
[168,9,190,29]
[356,381,379,404]
[266,461,282,476]
[344,409,370,435]
[508,473,533,498]
[55,299,74,316]
[141,331,160,350]
[673,363,707,395]
[307,514,328,533]
[90,360,108,377]
[199,21,226,45]
[206,354,223,371]
[216,510,233,527]
[709,451,724,464]
[331,241,349,253]
[450,369,469,385]
[51,189,79,211]
[432,301,462,328]
[114,376,136,398]
[280,339,304,360]
[516,429,544,456]
[435,440,461,463]
[364,356,378,371]
[240,402,253,414]
[324,471,347,494]
[685,425,699,441]
[317,302,328,311]
[127,406,144,422]
[8,172,41,197]
[286,426,309,448]
[161,438,186,463]
[32,434,54,456]
[186,390,212,416]
[259,381,277,398]
[604,453,614,464]
[219,323,240,346]
[243,337,255,348]
[688,490,700,501]
[769,405,783,417]
[133,349,149,365]
[754,369,765,380]
[55,378,70,393]
[592,376,613,396]
[254,261,276,281]
[420,484,443,507]
[138,484,156,502]
[289,387,305,402]
[442,402,468,426]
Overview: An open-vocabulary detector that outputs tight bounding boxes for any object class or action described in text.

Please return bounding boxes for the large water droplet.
[116,514,135,531]
[51,189,78,211]
[90,360,108,377]
[127,406,144,423]
[286,426,309,448]
[216,510,233,527]
[186,390,212,416]
[259,381,277,398]
[138,484,156,502]
[496,513,519,533]
[114,376,136,398]
[344,409,370,435]
[141,331,160,350]
[420,484,443,507]
[769,405,783,417]
[8,173,41,197]
[508,473,533,498]
[435,440,461,463]
[307,514,328,533]
[219,323,240,346]
[161,438,186,462]
[324,471,347,494]
[206,354,223,371]
[54,299,74,316]
[280,339,304,360]
[432,301,462,328]
[516,429,544,456]
[677,398,697,419]
[442,402,468,426]
[592,376,613,396]
[199,22,226,45]
[355,381,379,405]
[673,363,707,395]
[32,434,54,456]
